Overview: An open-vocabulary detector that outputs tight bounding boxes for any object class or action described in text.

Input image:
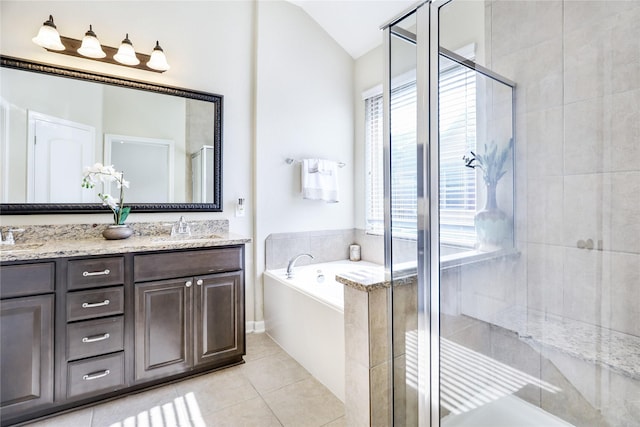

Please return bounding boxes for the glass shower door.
[434,1,640,426]
[385,1,639,425]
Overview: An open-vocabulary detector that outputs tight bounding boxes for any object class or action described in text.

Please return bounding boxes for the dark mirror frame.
[0,55,223,214]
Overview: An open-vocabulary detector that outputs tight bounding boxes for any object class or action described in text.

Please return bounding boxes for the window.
[365,59,477,247]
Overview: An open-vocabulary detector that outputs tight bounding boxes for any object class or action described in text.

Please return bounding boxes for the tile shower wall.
[488,0,640,338]
[437,2,640,425]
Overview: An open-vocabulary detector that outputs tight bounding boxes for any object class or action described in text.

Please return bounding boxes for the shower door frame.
[385,0,517,425]
[382,2,441,425]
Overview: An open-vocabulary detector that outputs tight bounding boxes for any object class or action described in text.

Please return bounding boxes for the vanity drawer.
[67,287,124,322]
[134,247,243,282]
[0,262,55,298]
[66,316,124,361]
[67,352,125,399]
[68,257,125,290]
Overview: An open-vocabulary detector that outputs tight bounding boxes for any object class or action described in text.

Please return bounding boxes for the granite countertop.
[0,220,251,262]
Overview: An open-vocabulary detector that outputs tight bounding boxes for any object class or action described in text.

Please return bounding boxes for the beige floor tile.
[262,377,345,427]
[322,416,347,427]
[19,334,344,427]
[244,332,285,362]
[195,396,282,427]
[241,352,310,394]
[174,365,260,417]
[91,384,183,427]
[23,408,93,427]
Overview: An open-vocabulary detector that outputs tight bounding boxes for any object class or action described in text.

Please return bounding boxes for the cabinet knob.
[185,281,193,287]
[196,279,203,286]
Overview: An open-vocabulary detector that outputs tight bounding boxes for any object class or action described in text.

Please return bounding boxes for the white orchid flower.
[82,163,131,225]
[99,193,118,210]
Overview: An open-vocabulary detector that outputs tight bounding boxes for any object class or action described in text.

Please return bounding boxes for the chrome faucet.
[171,216,191,237]
[286,253,314,279]
[0,228,24,245]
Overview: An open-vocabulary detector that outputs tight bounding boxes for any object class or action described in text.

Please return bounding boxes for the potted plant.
[82,163,132,240]
[463,138,513,250]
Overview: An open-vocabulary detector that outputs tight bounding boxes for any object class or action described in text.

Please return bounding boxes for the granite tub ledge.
[336,264,417,292]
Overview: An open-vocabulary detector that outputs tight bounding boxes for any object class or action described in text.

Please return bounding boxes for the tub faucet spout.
[286,253,314,279]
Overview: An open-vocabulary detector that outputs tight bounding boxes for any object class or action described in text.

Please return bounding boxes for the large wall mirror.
[0,56,222,214]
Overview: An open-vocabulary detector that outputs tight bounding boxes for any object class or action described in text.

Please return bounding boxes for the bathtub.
[264,260,380,402]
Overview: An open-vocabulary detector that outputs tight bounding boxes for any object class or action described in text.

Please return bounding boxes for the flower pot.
[475,183,512,251]
[102,224,133,240]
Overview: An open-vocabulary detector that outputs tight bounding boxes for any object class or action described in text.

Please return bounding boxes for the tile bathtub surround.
[265,228,397,270]
[22,333,345,427]
[265,229,357,269]
[339,268,417,427]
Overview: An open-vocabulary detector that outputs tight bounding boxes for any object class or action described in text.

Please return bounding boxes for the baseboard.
[246,320,266,334]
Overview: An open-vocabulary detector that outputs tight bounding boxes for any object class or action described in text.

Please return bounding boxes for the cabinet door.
[194,272,244,367]
[1,295,54,417]
[134,279,192,382]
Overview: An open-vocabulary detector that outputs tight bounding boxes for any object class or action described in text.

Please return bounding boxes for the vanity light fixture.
[113,34,140,66]
[31,15,169,73]
[77,25,106,59]
[32,15,65,51]
[146,41,170,71]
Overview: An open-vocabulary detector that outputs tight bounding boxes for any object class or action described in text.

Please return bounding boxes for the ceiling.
[288,0,418,59]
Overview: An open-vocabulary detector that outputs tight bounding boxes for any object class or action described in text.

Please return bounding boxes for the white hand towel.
[301,158,339,203]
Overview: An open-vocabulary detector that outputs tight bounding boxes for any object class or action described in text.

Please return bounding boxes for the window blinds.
[365,59,477,247]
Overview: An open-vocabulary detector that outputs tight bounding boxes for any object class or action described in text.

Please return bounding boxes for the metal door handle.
[82,333,110,343]
[83,269,110,277]
[185,281,193,288]
[82,370,110,381]
[82,299,110,308]
[196,279,203,286]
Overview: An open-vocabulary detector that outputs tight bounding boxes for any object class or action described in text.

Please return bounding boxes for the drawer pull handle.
[82,333,110,343]
[83,269,110,277]
[82,299,110,308]
[196,279,203,286]
[82,369,110,381]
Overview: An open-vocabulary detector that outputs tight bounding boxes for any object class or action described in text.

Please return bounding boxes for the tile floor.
[24,333,345,427]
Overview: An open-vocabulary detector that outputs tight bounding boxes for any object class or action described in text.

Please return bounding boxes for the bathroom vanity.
[0,223,249,426]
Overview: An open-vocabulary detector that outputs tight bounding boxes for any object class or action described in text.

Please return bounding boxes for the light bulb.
[146,41,170,71]
[32,15,65,51]
[77,25,106,59]
[114,34,140,66]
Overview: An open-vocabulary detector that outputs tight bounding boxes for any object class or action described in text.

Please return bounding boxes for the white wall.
[254,0,355,323]
[0,0,256,322]
[0,0,357,327]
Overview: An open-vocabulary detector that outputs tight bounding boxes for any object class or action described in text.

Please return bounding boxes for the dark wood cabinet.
[134,270,244,382]
[134,278,192,381]
[0,244,245,426]
[0,294,54,418]
[194,272,244,366]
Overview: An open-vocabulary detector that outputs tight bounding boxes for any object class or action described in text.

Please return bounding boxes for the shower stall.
[383,1,640,425]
